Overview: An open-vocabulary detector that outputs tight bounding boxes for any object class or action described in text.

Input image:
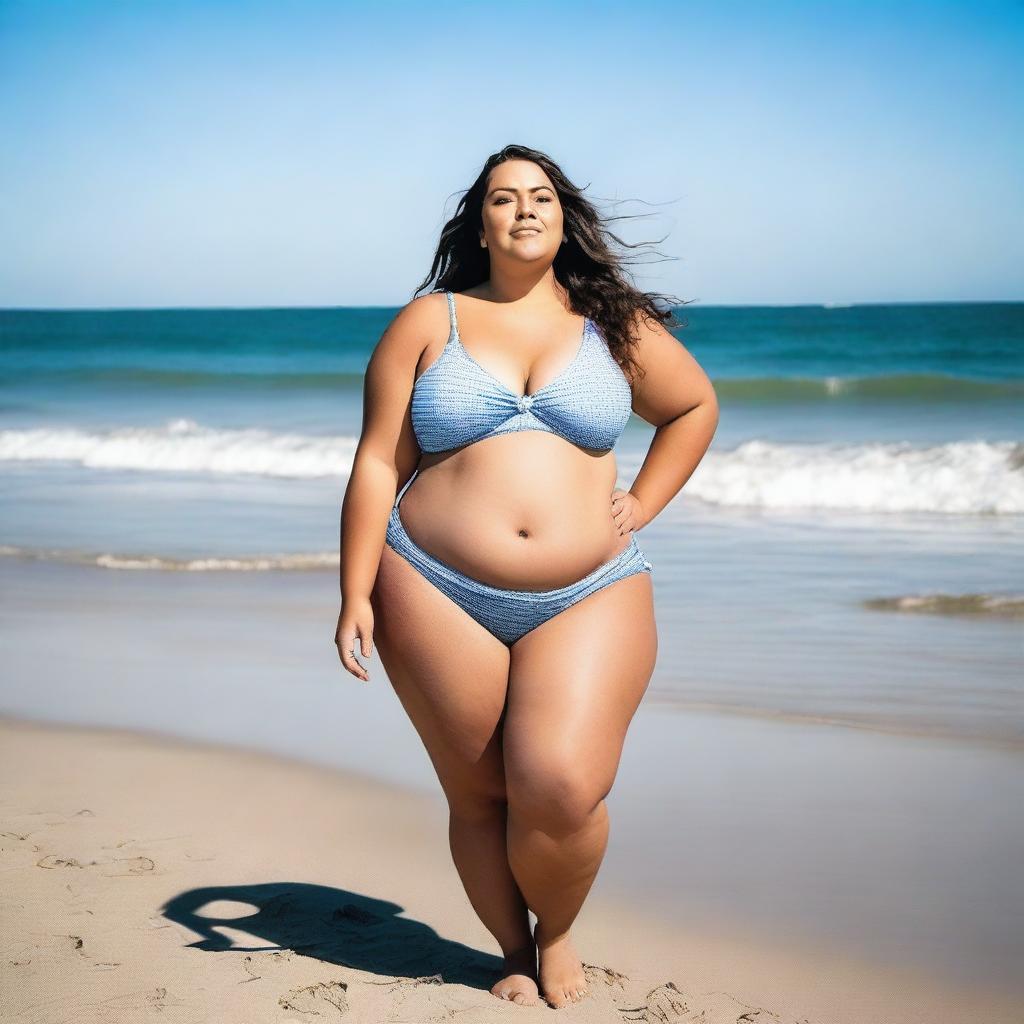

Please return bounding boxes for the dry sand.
[1,717,1020,1024]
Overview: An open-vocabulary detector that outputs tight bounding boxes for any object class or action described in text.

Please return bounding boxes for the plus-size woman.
[334,144,718,1009]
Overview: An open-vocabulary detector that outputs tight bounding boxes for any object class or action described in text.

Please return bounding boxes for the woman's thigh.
[502,572,657,829]
[371,543,512,812]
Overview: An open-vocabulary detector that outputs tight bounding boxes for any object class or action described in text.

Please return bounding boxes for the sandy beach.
[2,716,1021,1024]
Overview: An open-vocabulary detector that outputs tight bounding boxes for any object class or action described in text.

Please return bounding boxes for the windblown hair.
[413,143,690,386]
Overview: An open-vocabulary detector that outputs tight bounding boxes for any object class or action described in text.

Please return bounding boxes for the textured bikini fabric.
[384,289,653,646]
[386,468,654,646]
[411,290,633,454]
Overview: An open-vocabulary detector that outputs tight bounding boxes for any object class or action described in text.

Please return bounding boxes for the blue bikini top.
[411,290,632,454]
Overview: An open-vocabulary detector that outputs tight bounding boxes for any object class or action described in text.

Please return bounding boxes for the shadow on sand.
[162,880,503,991]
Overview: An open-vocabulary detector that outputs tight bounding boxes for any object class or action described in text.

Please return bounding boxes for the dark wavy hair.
[413,144,690,386]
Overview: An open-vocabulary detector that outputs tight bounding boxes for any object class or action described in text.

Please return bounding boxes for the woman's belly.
[397,434,631,591]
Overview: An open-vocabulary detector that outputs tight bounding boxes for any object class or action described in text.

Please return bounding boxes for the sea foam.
[688,438,1024,515]
[0,418,356,478]
[1,420,1022,514]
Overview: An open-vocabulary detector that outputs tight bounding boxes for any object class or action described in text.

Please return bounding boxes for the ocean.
[1,301,1022,748]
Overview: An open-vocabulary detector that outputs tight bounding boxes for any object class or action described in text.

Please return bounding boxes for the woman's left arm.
[612,311,719,534]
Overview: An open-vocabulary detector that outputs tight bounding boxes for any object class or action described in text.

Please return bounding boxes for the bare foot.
[534,919,588,1008]
[490,940,540,1006]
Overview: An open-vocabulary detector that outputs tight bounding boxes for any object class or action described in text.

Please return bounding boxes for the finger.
[341,631,361,657]
[346,653,369,681]
[337,634,369,680]
[337,630,354,663]
[350,641,369,679]
[360,632,373,658]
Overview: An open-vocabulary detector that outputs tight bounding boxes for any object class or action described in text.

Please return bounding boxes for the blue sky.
[0,0,1021,308]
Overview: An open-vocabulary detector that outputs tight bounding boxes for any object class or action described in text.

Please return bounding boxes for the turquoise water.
[1,301,1021,746]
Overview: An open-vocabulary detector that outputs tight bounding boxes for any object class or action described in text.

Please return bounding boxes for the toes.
[542,983,587,1007]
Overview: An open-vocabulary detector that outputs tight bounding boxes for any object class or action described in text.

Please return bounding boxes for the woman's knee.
[441,760,509,823]
[505,761,610,836]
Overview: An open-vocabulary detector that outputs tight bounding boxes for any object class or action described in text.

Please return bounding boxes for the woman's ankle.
[500,935,536,959]
[533,918,571,947]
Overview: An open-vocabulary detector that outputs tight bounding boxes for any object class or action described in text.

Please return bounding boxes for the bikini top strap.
[445,290,459,338]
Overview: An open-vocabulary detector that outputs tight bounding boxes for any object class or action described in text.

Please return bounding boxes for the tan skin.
[334,159,718,1008]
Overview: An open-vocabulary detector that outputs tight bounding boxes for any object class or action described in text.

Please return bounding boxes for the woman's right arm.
[334,295,436,682]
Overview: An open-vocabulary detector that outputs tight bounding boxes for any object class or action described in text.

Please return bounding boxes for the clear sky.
[1,0,1021,308]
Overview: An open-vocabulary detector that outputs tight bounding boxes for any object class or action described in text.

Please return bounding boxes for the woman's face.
[479,159,564,264]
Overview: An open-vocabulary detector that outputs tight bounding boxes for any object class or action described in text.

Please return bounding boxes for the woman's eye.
[494,195,553,204]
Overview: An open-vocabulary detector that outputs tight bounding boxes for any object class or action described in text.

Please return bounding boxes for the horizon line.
[2,298,1022,313]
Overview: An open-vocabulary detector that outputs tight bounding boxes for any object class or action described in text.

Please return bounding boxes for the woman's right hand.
[334,598,374,682]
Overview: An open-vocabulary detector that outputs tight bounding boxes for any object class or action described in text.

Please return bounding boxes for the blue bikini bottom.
[384,470,654,646]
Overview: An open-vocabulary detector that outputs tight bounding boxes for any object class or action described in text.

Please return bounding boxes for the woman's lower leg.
[448,797,534,955]
[505,797,609,937]
[505,797,610,1003]
[449,798,542,1004]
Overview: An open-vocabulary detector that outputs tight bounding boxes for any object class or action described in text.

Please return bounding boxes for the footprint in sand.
[619,981,692,1023]
[36,855,86,869]
[584,962,631,992]
[103,855,155,876]
[279,980,349,1016]
[35,853,155,875]
[619,981,811,1024]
